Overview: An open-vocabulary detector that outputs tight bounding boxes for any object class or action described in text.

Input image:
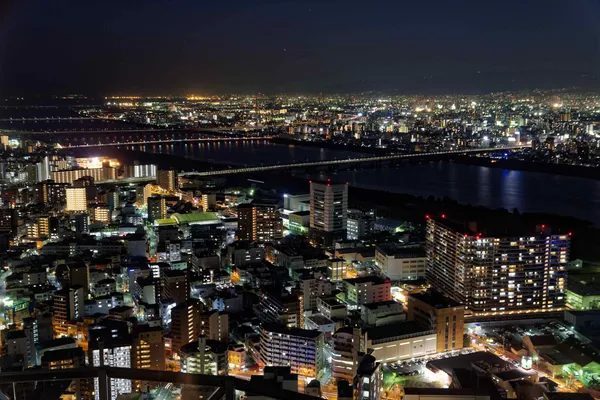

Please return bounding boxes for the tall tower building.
[53,286,84,337]
[170,299,203,355]
[425,216,569,316]
[156,169,177,192]
[36,156,51,182]
[309,180,348,245]
[65,187,87,212]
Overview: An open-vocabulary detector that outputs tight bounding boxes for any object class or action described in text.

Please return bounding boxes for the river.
[129,140,600,226]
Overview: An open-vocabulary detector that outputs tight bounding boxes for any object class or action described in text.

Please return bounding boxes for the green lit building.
[566,280,600,310]
[288,211,310,236]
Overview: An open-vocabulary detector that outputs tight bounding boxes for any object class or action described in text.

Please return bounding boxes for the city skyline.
[1,1,600,399]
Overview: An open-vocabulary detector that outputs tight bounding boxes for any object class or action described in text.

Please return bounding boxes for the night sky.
[1,0,599,96]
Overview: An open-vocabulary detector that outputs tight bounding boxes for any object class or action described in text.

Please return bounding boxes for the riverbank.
[452,156,600,180]
[233,170,600,261]
[65,146,600,261]
[274,137,600,181]
[270,137,387,155]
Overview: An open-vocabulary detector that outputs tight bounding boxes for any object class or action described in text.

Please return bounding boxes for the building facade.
[259,324,324,378]
[408,290,465,353]
[426,217,569,315]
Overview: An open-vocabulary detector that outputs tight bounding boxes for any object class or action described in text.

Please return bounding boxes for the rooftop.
[41,347,84,363]
[171,212,219,224]
[261,323,323,339]
[362,300,401,310]
[366,321,430,341]
[344,275,389,286]
[155,218,177,226]
[180,338,228,355]
[427,351,511,375]
[376,243,426,258]
[567,280,600,297]
[410,290,462,309]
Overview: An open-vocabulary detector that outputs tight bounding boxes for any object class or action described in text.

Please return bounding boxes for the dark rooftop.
[376,243,426,258]
[366,321,431,341]
[180,338,228,355]
[41,347,84,363]
[427,351,511,375]
[261,323,322,339]
[567,280,600,297]
[545,394,594,400]
[362,300,401,310]
[410,290,462,309]
[344,275,389,286]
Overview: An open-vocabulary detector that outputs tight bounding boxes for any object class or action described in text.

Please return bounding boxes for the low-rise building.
[365,322,436,363]
[343,276,391,307]
[361,301,406,327]
[375,243,427,281]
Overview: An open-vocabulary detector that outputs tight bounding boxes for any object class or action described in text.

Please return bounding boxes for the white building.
[375,244,427,281]
[343,276,392,307]
[310,180,347,233]
[365,322,436,363]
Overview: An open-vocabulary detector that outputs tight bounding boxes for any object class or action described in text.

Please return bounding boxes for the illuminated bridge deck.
[178,145,529,177]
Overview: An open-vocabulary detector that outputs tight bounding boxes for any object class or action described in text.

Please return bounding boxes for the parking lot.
[383,347,476,377]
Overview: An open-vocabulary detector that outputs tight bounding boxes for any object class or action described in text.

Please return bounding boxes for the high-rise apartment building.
[299,271,334,311]
[68,263,90,293]
[309,180,348,245]
[259,324,323,378]
[237,200,282,242]
[65,187,87,212]
[426,216,569,315]
[35,180,68,206]
[331,327,363,382]
[124,164,157,178]
[157,169,177,192]
[90,340,132,400]
[90,204,111,223]
[170,299,203,355]
[53,286,84,337]
[132,326,166,371]
[147,196,167,222]
[51,167,116,185]
[162,269,189,304]
[201,193,216,211]
[199,310,229,342]
[408,290,464,353]
[36,156,51,182]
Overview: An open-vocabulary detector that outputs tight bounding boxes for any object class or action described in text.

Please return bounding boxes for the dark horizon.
[1,0,599,97]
